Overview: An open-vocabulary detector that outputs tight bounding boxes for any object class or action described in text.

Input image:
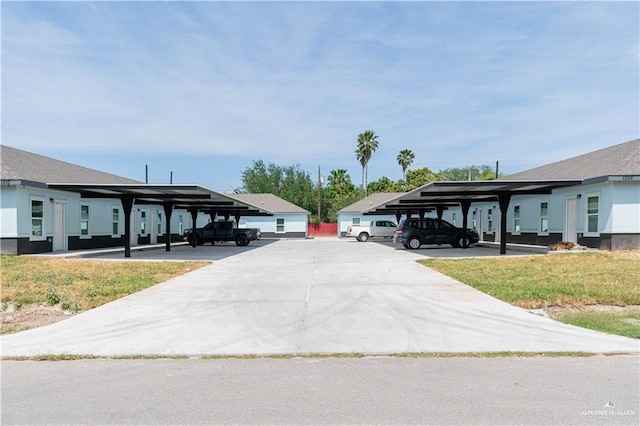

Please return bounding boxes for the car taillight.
[396,227,404,233]
[347,226,352,232]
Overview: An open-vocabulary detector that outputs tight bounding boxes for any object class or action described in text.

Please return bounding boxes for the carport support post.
[189,208,199,248]
[395,212,402,224]
[436,205,444,220]
[460,201,471,249]
[163,202,173,252]
[121,198,135,258]
[234,214,241,225]
[498,194,511,255]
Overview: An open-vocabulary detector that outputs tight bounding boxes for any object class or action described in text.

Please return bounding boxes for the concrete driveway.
[1,239,638,356]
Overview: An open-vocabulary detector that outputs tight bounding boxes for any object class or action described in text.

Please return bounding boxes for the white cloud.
[2,1,638,185]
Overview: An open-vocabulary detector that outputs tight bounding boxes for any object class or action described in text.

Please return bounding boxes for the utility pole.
[317,165,322,224]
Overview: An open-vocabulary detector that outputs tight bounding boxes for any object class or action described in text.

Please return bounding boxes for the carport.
[363,180,580,254]
[48,184,273,257]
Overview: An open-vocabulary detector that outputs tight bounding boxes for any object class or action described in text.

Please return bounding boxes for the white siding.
[0,186,18,237]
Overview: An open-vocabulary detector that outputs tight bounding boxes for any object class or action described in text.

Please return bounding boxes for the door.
[53,201,66,251]
[150,211,158,244]
[130,213,138,247]
[565,198,578,243]
[475,209,484,241]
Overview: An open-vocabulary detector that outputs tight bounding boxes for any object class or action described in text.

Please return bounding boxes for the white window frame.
[80,203,91,239]
[178,214,184,235]
[538,201,549,235]
[451,213,457,226]
[30,196,46,241]
[585,193,600,236]
[512,205,521,235]
[276,217,285,233]
[352,217,361,226]
[487,208,494,233]
[112,206,121,237]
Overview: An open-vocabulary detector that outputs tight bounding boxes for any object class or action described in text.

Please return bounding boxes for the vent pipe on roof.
[145,165,148,184]
[170,171,173,184]
[495,161,499,179]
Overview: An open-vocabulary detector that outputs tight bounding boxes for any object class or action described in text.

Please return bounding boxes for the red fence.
[308,222,338,237]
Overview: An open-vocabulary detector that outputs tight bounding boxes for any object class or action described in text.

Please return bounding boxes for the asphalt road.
[1,238,638,356]
[2,356,639,425]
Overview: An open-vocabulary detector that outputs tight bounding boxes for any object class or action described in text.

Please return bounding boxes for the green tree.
[239,159,317,214]
[396,149,415,181]
[355,130,379,195]
[367,176,400,193]
[438,165,503,181]
[324,169,362,222]
[327,169,350,193]
[401,167,440,191]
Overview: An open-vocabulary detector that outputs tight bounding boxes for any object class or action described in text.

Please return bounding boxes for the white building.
[350,139,640,251]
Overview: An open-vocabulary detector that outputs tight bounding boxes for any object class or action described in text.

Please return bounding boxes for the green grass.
[420,252,640,308]
[1,256,209,334]
[420,251,640,338]
[557,310,640,339]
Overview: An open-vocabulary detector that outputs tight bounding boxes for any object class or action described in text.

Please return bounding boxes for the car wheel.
[235,234,249,246]
[407,237,421,250]
[457,236,469,248]
[358,232,369,242]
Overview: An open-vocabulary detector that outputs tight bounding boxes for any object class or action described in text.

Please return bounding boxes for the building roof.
[502,138,639,181]
[0,145,142,185]
[231,193,310,214]
[337,193,405,214]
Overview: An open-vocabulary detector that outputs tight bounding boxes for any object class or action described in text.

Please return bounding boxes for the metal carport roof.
[48,183,274,257]
[362,179,581,254]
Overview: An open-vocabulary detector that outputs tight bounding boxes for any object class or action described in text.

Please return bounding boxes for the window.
[157,212,162,235]
[452,213,456,226]
[539,202,549,234]
[352,217,360,226]
[487,209,493,232]
[178,215,184,235]
[31,198,44,239]
[80,204,90,237]
[513,205,520,234]
[112,208,120,236]
[276,218,285,233]
[587,195,599,234]
[140,211,146,235]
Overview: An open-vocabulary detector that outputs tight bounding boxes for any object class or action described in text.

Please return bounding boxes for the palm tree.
[328,169,349,193]
[397,149,415,181]
[355,130,379,195]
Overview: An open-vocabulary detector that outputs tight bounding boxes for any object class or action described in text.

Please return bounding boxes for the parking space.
[2,238,638,357]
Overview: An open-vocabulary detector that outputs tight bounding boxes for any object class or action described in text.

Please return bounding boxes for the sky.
[2,1,638,193]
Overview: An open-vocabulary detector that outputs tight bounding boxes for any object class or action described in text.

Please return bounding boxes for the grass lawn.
[420,251,640,338]
[1,256,208,333]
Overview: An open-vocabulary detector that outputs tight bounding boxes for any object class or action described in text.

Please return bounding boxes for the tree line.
[236,130,503,223]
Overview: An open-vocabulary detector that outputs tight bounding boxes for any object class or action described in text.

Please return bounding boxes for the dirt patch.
[1,304,74,334]
[544,304,640,319]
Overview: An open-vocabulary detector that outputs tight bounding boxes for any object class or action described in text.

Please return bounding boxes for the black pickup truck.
[184,221,260,247]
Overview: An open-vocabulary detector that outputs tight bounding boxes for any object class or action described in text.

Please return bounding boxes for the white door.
[53,202,66,251]
[565,198,578,243]
[494,209,501,243]
[475,209,484,241]
[130,213,137,247]
[150,211,158,245]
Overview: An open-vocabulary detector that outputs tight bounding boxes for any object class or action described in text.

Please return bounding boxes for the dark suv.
[393,218,479,250]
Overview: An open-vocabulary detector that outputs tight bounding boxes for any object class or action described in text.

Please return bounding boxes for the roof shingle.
[501,139,639,180]
[0,145,142,184]
[230,193,310,214]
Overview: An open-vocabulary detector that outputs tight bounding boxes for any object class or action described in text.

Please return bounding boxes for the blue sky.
[2,1,638,192]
